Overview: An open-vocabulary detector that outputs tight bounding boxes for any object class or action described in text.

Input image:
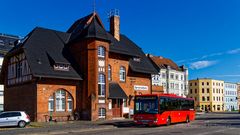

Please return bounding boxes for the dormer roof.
[67,13,109,42]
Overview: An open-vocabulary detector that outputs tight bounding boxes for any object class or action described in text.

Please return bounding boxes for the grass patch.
[28,122,44,128]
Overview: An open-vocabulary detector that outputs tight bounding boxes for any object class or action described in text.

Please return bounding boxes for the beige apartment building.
[188,78,224,112]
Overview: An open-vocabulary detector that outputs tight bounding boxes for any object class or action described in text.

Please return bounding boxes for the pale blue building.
[224,82,238,111]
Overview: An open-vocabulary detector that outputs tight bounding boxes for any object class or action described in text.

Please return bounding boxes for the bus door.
[170,98,180,123]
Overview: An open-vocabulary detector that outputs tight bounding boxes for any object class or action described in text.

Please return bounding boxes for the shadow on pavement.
[205,122,240,127]
[98,120,183,128]
[196,117,240,121]
[98,121,161,128]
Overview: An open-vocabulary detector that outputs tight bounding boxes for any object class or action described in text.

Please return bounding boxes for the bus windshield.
[134,96,158,114]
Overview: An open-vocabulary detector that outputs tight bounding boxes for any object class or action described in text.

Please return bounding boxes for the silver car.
[0,111,30,128]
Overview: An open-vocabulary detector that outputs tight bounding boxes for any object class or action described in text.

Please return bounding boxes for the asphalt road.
[1,112,240,135]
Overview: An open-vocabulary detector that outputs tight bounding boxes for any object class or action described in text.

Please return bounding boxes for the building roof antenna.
[93,0,96,13]
[107,9,120,22]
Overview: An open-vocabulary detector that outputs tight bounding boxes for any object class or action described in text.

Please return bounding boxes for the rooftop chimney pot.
[110,9,120,41]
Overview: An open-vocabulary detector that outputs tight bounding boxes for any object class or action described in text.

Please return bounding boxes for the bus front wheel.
[166,117,171,126]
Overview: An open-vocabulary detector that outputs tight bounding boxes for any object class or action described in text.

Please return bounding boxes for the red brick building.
[0,12,159,122]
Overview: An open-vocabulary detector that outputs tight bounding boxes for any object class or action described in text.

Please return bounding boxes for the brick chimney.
[110,9,120,41]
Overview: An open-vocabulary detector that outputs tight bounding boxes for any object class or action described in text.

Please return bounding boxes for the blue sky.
[1,0,240,83]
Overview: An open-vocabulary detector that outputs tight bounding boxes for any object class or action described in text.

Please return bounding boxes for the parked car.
[0,111,30,128]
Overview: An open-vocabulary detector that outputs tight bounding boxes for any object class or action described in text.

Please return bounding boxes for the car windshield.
[134,96,158,114]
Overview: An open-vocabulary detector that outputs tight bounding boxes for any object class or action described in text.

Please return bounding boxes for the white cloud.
[201,52,223,59]
[190,60,218,70]
[177,48,240,64]
[227,48,240,54]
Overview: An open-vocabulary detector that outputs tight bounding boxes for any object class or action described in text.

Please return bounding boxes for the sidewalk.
[0,120,123,135]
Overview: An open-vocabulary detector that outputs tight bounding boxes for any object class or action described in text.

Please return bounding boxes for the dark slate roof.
[67,13,93,34]
[8,27,82,80]
[121,35,158,74]
[109,82,128,99]
[79,17,109,41]
[0,34,19,56]
[67,13,109,42]
[108,33,138,57]
[109,34,158,74]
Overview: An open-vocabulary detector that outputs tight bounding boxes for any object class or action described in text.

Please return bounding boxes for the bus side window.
[159,97,166,113]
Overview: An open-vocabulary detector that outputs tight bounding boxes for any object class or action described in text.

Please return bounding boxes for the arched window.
[108,65,112,81]
[98,108,106,118]
[48,89,73,112]
[98,73,106,97]
[98,46,105,58]
[119,66,126,82]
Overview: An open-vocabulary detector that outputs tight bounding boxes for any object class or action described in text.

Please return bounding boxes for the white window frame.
[98,46,105,58]
[98,73,106,97]
[48,95,54,112]
[108,65,112,81]
[119,66,126,82]
[98,108,106,118]
[56,90,66,112]
[67,95,73,112]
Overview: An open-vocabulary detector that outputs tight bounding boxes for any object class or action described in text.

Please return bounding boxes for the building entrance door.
[112,99,122,117]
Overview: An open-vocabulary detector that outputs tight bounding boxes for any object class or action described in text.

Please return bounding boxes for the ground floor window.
[98,108,106,118]
[48,89,73,112]
[48,95,54,112]
[56,90,66,111]
[0,104,3,111]
[67,95,73,112]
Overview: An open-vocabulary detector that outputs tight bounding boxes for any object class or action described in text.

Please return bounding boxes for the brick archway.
[48,89,74,113]
[37,84,77,122]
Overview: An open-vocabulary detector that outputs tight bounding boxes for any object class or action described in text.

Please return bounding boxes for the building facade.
[224,82,238,111]
[148,55,188,97]
[237,83,240,110]
[0,12,159,121]
[188,78,224,112]
[0,33,19,111]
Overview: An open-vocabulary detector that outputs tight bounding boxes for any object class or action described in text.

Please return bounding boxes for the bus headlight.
[154,118,158,123]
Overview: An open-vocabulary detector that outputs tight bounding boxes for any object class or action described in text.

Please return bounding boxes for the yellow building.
[188,78,224,112]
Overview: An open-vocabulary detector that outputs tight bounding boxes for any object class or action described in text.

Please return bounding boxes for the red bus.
[133,94,195,126]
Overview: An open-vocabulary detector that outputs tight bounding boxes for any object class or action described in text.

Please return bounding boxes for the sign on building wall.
[134,85,148,91]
